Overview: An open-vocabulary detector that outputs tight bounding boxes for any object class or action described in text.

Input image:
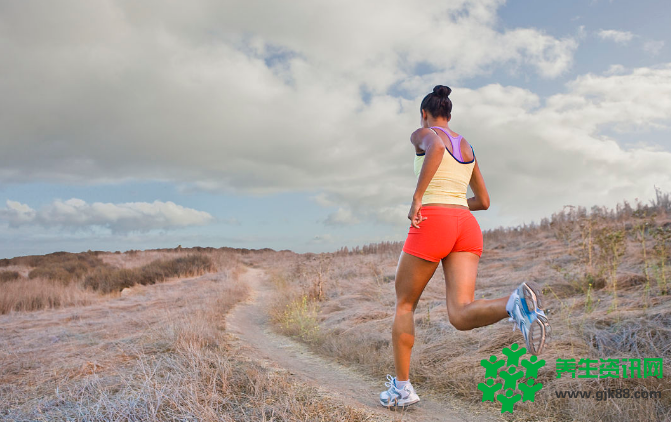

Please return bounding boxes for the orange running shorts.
[402,206,483,261]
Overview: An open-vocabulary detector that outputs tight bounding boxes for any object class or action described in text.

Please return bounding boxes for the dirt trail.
[227,266,500,422]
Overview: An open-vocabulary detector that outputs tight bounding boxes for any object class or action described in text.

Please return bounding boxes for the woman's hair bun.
[432,85,451,98]
[420,84,453,119]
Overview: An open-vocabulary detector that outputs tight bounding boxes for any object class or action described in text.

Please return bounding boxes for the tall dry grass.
[0,277,99,313]
[258,191,671,422]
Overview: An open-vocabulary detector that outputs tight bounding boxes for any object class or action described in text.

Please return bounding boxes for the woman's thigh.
[441,251,480,314]
[395,251,440,311]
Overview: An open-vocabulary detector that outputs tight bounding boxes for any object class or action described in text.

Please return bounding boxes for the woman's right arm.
[467,155,490,211]
[407,129,445,228]
[410,128,445,203]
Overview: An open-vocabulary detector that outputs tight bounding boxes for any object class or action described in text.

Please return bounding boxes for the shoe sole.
[527,316,547,355]
[520,281,551,355]
[520,281,544,312]
[380,397,420,409]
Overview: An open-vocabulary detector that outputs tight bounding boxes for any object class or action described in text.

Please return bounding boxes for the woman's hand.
[408,198,427,228]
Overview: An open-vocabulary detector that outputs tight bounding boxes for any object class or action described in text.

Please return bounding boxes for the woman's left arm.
[467,157,490,211]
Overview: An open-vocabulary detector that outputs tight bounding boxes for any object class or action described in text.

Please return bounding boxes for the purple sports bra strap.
[430,126,463,161]
[450,136,463,162]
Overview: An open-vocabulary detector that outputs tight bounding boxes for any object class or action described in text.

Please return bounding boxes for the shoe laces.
[384,374,410,398]
[384,374,400,392]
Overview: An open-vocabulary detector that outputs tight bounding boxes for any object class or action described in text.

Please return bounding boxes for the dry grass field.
[1,249,388,421]
[254,190,671,422]
[1,190,670,421]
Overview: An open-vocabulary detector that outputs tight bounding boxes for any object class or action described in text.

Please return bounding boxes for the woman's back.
[413,126,475,207]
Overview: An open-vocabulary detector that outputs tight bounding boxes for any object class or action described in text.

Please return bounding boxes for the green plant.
[632,211,656,307]
[585,283,594,313]
[281,295,321,343]
[594,227,626,312]
[633,211,658,297]
[652,225,670,295]
[310,255,332,301]
[578,215,595,275]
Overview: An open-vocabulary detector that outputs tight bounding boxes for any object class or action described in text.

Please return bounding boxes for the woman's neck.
[426,118,449,128]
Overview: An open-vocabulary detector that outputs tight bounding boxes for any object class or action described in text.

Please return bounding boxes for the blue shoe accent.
[379,374,420,408]
[507,282,551,355]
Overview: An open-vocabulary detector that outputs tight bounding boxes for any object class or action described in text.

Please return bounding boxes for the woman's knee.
[395,299,416,314]
[448,309,473,331]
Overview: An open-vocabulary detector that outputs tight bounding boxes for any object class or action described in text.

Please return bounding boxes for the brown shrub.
[0,270,21,282]
[19,252,110,284]
[84,254,216,293]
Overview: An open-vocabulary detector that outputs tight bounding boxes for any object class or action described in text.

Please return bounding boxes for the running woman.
[379,85,551,409]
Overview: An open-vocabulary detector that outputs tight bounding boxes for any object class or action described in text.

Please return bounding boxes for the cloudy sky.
[1,0,670,258]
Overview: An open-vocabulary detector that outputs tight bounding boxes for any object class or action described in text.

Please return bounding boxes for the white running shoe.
[379,374,420,408]
[506,281,551,355]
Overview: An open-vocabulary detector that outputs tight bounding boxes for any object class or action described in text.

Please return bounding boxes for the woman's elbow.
[481,196,490,210]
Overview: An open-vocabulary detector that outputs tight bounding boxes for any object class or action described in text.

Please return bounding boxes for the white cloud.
[0,0,579,190]
[643,40,665,56]
[312,64,671,228]
[604,64,627,75]
[323,207,360,226]
[0,201,37,224]
[372,204,411,225]
[0,199,214,233]
[311,193,337,208]
[597,29,635,44]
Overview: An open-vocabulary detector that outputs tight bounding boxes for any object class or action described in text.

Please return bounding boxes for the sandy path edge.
[226,266,500,422]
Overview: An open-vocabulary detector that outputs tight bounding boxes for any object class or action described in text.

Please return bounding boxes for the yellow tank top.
[414,128,475,207]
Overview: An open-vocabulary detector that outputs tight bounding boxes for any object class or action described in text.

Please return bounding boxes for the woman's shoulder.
[459,135,475,162]
[410,127,443,154]
[410,127,437,144]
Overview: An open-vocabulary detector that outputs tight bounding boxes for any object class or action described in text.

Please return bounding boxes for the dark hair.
[420,85,452,119]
